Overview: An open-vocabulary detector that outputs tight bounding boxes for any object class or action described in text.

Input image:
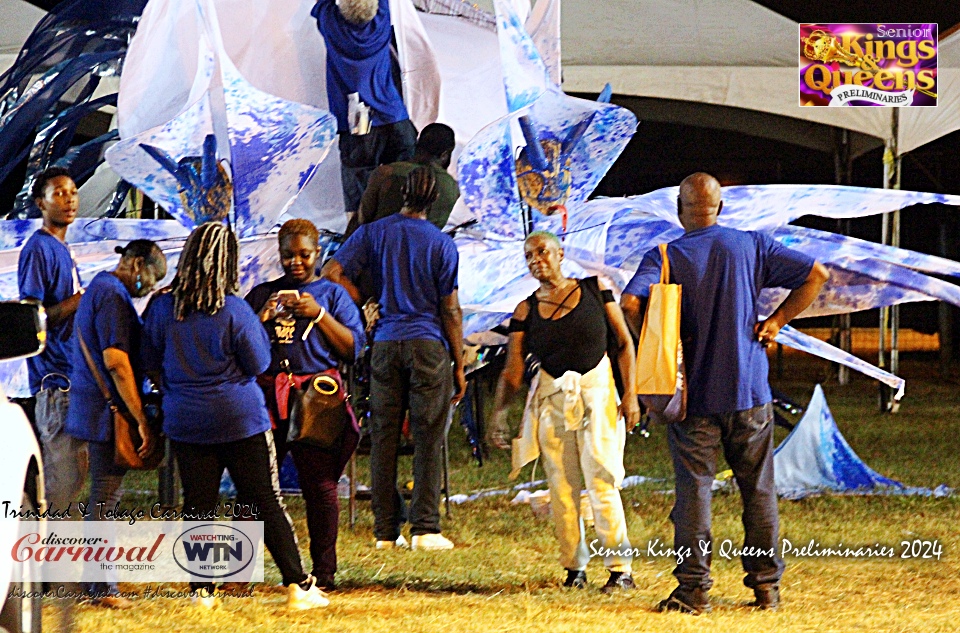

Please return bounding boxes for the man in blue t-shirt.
[621,173,829,614]
[323,166,466,552]
[312,0,417,216]
[17,167,88,514]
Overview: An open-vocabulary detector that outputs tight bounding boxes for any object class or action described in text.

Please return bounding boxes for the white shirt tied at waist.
[510,355,626,487]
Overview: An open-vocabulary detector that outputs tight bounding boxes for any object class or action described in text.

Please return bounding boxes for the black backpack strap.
[580,276,626,397]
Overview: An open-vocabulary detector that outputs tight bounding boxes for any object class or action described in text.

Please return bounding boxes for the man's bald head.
[677,172,722,231]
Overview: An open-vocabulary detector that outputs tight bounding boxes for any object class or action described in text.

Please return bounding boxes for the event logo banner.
[800,24,938,107]
[10,521,264,583]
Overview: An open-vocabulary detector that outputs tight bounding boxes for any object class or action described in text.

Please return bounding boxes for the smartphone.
[276,289,300,305]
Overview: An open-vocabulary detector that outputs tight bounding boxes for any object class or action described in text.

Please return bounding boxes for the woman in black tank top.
[487,231,641,593]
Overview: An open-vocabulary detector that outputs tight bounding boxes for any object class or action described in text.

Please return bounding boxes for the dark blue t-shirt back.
[245,277,366,375]
[334,213,458,344]
[312,0,409,131]
[65,272,139,442]
[18,229,81,393]
[141,293,271,444]
[624,225,814,416]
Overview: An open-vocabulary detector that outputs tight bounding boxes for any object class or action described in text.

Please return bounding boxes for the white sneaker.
[191,587,220,609]
[411,533,455,551]
[375,534,410,549]
[287,575,330,611]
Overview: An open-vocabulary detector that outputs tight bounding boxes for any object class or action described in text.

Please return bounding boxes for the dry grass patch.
[43,357,960,632]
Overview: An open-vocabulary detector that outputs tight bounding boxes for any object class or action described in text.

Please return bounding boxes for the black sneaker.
[562,569,587,589]
[315,575,337,592]
[748,584,780,611]
[600,571,635,594]
[657,586,712,615]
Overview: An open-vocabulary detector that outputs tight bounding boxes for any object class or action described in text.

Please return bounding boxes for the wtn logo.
[181,540,243,563]
[173,523,259,580]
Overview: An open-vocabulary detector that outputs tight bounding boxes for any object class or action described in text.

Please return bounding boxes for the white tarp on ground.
[559,0,960,154]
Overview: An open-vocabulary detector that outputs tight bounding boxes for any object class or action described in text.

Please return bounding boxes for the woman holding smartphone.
[245,219,365,591]
[142,222,330,610]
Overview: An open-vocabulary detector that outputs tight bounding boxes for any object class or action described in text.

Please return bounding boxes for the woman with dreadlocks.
[141,221,329,611]
[244,218,365,592]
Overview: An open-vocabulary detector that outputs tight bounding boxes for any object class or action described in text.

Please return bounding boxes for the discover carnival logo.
[7,521,264,582]
[173,523,256,580]
[799,24,937,107]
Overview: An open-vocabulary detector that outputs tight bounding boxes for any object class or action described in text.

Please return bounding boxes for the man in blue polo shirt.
[621,173,829,614]
[312,0,417,217]
[17,166,88,514]
[322,166,466,552]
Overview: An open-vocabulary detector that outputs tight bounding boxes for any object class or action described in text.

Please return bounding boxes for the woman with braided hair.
[142,221,330,611]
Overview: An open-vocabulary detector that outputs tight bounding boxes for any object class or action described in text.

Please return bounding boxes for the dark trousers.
[172,432,306,589]
[338,119,417,214]
[666,403,785,591]
[369,339,452,541]
[270,418,354,580]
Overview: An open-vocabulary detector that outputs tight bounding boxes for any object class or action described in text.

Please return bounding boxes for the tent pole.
[879,109,900,412]
[834,128,852,386]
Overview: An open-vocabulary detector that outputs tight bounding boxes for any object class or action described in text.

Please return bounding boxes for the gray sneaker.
[600,571,635,594]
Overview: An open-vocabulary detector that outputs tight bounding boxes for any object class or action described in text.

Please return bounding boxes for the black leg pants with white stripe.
[172,430,307,590]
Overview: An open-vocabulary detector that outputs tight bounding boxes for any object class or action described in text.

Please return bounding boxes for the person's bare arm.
[755,261,830,346]
[46,292,82,327]
[488,301,528,449]
[320,258,362,304]
[620,293,647,342]
[603,293,640,432]
[292,292,356,362]
[103,347,153,458]
[441,290,467,405]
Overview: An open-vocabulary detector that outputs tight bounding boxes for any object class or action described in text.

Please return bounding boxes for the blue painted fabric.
[623,225,814,416]
[775,385,950,499]
[17,229,81,393]
[65,272,139,442]
[141,293,271,444]
[334,214,458,344]
[312,0,409,132]
[245,277,366,375]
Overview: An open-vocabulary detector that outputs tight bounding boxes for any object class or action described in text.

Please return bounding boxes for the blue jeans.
[666,403,785,591]
[83,440,127,597]
[35,386,86,513]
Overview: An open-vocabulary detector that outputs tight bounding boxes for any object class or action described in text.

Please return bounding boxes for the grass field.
[46,356,960,632]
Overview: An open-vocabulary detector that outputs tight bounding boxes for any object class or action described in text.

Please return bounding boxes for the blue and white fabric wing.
[107,0,336,238]
[775,385,949,498]
[106,35,225,230]
[457,0,636,240]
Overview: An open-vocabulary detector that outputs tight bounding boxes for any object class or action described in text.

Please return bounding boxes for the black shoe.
[657,586,712,615]
[562,569,587,589]
[600,571,635,594]
[748,584,780,611]
[314,575,337,592]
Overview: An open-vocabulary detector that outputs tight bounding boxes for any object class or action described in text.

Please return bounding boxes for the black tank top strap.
[523,277,607,377]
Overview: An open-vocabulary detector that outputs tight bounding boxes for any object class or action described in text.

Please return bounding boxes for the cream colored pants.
[538,410,632,573]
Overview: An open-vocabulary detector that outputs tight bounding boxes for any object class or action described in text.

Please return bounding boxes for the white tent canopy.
[0,0,45,76]
[560,0,960,155]
[2,0,958,157]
